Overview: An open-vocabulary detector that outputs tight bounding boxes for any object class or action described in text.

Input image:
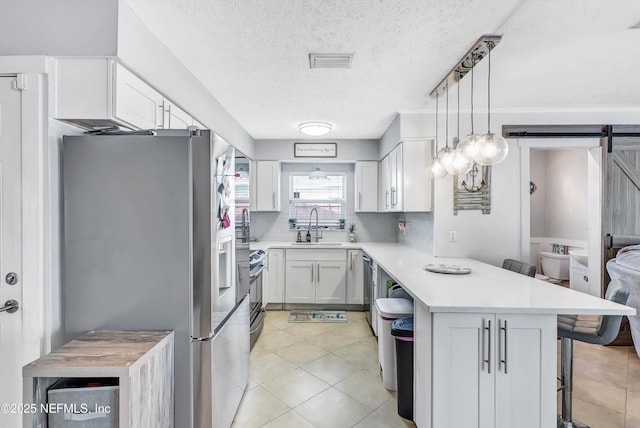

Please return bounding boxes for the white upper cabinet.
[55,58,203,132]
[113,64,165,129]
[163,100,193,129]
[251,161,281,212]
[379,139,432,212]
[355,161,379,212]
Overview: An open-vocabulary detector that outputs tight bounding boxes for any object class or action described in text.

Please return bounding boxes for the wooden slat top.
[23,330,173,376]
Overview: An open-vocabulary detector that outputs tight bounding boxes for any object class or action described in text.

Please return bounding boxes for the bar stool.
[557,278,630,428]
[502,258,537,277]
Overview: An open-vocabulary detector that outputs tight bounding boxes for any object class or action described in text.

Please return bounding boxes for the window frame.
[288,171,347,230]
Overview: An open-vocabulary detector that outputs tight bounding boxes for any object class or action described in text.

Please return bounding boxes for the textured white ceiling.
[126,0,640,139]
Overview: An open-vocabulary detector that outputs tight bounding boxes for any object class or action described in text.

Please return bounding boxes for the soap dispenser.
[306,229,311,243]
[296,229,302,243]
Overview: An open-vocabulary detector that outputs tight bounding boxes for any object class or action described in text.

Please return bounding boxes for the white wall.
[0,0,117,56]
[251,163,398,243]
[545,149,589,241]
[529,150,547,237]
[254,139,379,162]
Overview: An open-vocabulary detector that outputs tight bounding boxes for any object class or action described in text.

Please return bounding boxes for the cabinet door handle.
[482,319,491,374]
[311,264,314,283]
[358,192,362,210]
[317,264,320,283]
[386,191,390,209]
[272,192,276,209]
[499,319,508,374]
[350,254,353,271]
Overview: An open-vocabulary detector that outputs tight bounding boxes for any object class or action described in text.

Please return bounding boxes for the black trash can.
[391,316,414,420]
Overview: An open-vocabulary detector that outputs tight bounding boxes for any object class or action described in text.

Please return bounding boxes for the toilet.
[539,251,570,281]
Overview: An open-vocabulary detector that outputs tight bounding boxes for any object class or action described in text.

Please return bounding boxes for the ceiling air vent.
[309,53,354,69]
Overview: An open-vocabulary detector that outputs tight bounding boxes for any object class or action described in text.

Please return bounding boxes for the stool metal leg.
[558,337,590,428]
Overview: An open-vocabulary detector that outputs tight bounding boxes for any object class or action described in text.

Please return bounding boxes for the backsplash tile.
[397,212,434,254]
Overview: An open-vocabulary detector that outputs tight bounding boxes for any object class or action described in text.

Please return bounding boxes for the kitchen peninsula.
[256,242,635,427]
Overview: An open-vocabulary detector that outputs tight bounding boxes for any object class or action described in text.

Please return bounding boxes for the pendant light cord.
[470,53,475,133]
[487,44,492,133]
[456,69,460,143]
[445,82,449,148]
[434,91,439,153]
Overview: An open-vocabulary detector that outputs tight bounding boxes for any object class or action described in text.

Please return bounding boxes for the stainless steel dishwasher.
[362,253,374,328]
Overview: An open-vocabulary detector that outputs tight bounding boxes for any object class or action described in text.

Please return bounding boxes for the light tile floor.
[233,310,415,428]
[560,340,640,428]
[234,310,640,427]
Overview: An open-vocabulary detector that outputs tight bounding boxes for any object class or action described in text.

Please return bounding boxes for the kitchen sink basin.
[291,242,343,246]
[569,250,588,267]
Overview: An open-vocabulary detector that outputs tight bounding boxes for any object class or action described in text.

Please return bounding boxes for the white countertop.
[251,241,362,251]
[254,241,635,316]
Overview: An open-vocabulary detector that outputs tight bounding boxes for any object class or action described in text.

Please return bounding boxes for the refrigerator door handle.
[193,294,250,342]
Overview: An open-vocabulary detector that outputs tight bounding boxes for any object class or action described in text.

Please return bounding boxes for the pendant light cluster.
[429,36,508,179]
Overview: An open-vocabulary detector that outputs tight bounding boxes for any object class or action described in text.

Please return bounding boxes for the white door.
[432,313,495,428]
[355,161,378,212]
[494,314,556,428]
[315,261,346,304]
[345,250,363,304]
[0,77,24,428]
[284,261,315,303]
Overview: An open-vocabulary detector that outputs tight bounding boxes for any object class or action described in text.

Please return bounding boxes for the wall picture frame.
[294,142,337,158]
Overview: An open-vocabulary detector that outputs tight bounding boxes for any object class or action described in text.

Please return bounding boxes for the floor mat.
[288,310,347,323]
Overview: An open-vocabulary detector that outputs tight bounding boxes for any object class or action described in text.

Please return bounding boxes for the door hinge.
[13,74,27,91]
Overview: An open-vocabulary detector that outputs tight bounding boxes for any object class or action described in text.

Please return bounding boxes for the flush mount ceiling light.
[298,121,333,136]
[309,167,328,180]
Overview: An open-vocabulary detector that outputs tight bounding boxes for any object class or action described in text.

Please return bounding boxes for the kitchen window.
[234,177,250,224]
[289,172,346,229]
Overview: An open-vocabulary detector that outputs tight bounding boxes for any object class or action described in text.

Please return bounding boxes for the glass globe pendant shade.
[437,146,454,174]
[473,133,509,165]
[428,157,448,179]
[458,133,482,159]
[445,148,474,175]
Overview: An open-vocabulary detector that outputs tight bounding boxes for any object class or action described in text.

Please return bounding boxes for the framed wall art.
[294,142,337,158]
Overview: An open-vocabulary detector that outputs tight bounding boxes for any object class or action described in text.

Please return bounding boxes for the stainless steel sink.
[291,242,343,246]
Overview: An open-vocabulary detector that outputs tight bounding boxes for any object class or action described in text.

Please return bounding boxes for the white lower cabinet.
[570,267,589,293]
[432,312,556,428]
[285,260,315,304]
[285,249,347,304]
[264,249,284,304]
[346,250,364,304]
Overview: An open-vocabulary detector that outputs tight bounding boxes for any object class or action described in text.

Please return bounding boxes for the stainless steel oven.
[249,250,266,349]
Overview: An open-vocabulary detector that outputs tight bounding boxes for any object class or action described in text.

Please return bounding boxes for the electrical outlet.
[449,230,457,242]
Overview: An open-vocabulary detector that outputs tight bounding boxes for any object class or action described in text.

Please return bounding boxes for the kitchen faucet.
[308,207,323,242]
[240,208,249,243]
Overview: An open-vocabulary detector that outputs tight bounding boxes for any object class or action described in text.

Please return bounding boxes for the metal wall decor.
[453,163,491,215]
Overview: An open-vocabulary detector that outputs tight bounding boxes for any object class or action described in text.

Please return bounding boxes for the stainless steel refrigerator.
[61,129,249,428]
